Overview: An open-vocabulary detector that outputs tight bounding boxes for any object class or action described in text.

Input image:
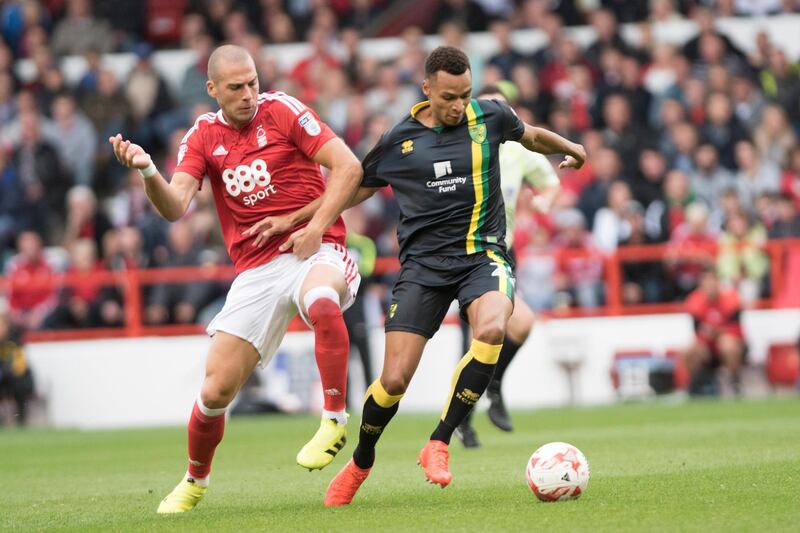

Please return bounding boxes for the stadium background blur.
[1,0,800,419]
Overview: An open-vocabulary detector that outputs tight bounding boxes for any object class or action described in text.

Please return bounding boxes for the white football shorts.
[207,243,360,367]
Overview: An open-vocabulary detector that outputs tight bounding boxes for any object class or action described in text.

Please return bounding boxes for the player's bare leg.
[325,332,427,506]
[296,263,351,470]
[717,333,745,395]
[457,293,534,445]
[425,291,512,486]
[158,332,260,513]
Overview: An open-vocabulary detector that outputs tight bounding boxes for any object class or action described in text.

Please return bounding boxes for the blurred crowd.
[1,0,800,333]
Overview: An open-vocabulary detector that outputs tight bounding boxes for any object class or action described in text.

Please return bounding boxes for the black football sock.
[352,379,403,469]
[490,338,522,390]
[430,340,502,444]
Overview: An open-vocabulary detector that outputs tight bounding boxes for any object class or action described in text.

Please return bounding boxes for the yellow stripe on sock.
[441,352,473,421]
[366,379,403,408]
[470,339,502,365]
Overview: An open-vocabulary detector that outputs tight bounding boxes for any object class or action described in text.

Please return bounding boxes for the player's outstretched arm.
[276,138,363,258]
[519,124,587,171]
[109,134,199,222]
[245,186,378,248]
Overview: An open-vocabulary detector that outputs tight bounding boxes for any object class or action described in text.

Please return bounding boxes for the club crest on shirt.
[468,123,486,144]
[401,139,414,155]
[298,111,321,136]
[256,125,267,147]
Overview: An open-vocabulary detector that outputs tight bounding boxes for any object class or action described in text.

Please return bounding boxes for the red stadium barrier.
[3,238,799,343]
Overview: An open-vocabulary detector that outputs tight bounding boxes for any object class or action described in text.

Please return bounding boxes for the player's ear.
[206,80,217,99]
[422,78,430,98]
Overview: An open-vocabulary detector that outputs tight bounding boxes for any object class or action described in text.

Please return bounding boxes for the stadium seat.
[765,343,800,387]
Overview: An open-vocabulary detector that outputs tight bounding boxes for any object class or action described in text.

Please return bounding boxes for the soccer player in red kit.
[109,45,363,513]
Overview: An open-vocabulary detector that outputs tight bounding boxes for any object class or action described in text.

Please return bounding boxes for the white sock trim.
[322,409,347,425]
[303,285,341,312]
[196,396,226,417]
[185,471,209,487]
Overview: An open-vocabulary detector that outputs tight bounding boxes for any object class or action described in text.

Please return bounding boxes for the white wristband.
[138,162,157,178]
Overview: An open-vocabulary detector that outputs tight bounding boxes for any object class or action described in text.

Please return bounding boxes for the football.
[525,442,590,501]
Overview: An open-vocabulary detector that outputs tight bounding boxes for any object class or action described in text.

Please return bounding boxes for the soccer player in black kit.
[249,46,585,506]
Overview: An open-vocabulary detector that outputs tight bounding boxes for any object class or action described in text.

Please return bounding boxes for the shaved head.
[207,44,254,83]
[206,44,260,129]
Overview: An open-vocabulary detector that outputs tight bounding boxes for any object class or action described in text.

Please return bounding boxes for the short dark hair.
[424,46,470,79]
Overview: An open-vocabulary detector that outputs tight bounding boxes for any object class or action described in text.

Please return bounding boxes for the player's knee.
[381,375,409,396]
[473,321,506,346]
[304,286,342,326]
[200,380,237,409]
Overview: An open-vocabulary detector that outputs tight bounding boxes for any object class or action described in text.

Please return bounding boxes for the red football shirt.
[175,91,346,273]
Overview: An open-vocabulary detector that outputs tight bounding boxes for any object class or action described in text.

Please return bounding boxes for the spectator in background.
[123,43,173,151]
[553,208,605,309]
[731,74,765,131]
[578,147,624,228]
[684,268,746,395]
[759,48,800,126]
[43,238,113,329]
[486,19,525,80]
[0,312,34,426]
[691,143,735,209]
[5,231,57,331]
[50,0,114,57]
[602,94,645,178]
[619,200,663,303]
[701,92,748,170]
[682,6,745,65]
[11,111,67,242]
[769,193,800,238]
[780,145,800,209]
[364,64,418,125]
[433,0,488,32]
[667,201,718,298]
[754,104,796,167]
[0,71,15,126]
[63,185,113,259]
[289,27,340,103]
[0,147,32,255]
[717,209,769,303]
[632,148,668,208]
[516,225,557,311]
[666,121,699,174]
[50,92,97,186]
[593,180,633,252]
[585,8,632,68]
[145,220,216,325]
[647,168,693,241]
[734,138,781,208]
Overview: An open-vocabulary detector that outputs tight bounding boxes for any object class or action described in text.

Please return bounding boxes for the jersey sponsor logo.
[426,176,467,193]
[468,123,487,144]
[212,145,228,156]
[433,160,452,179]
[221,158,278,206]
[298,111,321,136]
[256,125,267,148]
[401,139,414,155]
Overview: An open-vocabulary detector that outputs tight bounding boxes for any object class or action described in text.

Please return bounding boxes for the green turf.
[2,397,799,532]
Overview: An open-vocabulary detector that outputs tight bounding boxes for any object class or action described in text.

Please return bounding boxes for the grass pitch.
[2,397,799,532]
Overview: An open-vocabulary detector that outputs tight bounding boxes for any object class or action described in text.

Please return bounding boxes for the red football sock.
[187,400,225,480]
[307,297,349,413]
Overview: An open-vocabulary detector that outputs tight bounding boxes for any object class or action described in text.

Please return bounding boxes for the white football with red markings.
[525,441,590,502]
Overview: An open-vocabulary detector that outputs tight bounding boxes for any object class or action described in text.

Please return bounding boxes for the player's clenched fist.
[109,133,153,170]
[559,143,587,170]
